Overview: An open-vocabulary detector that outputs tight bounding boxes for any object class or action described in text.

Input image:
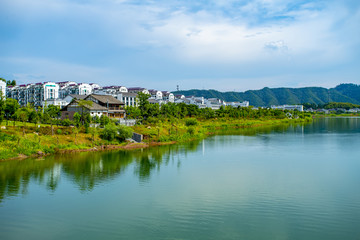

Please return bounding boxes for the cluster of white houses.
[2,81,251,111]
[1,80,313,120]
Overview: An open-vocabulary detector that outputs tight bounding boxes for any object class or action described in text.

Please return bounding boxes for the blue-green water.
[1,117,360,240]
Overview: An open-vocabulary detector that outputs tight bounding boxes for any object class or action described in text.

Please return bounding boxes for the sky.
[0,0,359,92]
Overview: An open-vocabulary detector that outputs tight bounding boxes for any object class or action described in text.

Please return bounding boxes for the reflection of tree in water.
[0,141,202,202]
[134,141,201,182]
[0,159,58,203]
[60,151,134,192]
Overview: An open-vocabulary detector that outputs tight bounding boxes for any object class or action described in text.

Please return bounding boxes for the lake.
[1,117,360,240]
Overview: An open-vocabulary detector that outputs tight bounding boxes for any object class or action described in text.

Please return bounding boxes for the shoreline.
[0,118,312,162]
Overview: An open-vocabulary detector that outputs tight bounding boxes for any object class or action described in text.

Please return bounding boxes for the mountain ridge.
[172,83,360,107]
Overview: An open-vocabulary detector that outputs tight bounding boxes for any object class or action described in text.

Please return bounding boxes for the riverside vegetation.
[0,92,313,160]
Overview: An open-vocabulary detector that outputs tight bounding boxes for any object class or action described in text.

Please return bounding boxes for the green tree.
[137,92,151,118]
[116,125,133,142]
[4,98,19,125]
[73,112,81,127]
[78,100,93,124]
[0,92,5,124]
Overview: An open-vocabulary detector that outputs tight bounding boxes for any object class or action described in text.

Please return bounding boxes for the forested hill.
[173,83,360,107]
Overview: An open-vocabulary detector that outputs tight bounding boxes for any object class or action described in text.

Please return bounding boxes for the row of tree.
[126,92,309,121]
[302,102,360,110]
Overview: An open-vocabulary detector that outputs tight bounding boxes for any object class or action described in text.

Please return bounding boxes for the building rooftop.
[87,94,123,105]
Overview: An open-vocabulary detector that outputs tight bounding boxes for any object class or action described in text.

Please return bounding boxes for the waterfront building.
[271,105,304,112]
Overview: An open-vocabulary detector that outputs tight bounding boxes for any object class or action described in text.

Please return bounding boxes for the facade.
[128,87,149,95]
[59,83,92,98]
[149,90,163,100]
[162,91,175,103]
[85,94,126,118]
[61,99,108,120]
[0,81,6,98]
[225,101,250,108]
[271,105,304,112]
[117,92,138,107]
[7,82,59,107]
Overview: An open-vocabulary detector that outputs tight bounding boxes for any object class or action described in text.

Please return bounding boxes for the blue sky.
[0,0,359,91]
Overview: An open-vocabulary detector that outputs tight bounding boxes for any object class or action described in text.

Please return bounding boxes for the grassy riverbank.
[0,116,312,161]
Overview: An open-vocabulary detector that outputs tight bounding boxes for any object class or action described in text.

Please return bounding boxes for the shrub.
[101,123,117,141]
[116,125,133,142]
[56,129,62,135]
[185,118,198,126]
[100,123,133,142]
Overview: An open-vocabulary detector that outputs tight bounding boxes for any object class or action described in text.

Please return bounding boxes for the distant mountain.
[172,83,360,107]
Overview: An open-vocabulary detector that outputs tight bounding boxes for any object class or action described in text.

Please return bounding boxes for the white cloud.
[1,57,110,84]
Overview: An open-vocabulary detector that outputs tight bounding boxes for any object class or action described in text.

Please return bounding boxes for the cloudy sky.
[0,0,359,91]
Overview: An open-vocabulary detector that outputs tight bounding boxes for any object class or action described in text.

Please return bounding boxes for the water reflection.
[0,140,202,203]
[1,117,359,203]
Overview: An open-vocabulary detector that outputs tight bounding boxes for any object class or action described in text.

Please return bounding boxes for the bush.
[185,118,198,126]
[56,129,62,135]
[101,123,117,141]
[187,127,195,135]
[117,125,133,141]
[100,123,133,142]
[61,119,73,126]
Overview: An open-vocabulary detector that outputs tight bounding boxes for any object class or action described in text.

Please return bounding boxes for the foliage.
[100,123,133,142]
[185,118,198,126]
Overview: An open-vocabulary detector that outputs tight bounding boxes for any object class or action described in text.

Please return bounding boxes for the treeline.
[302,102,360,110]
[126,93,311,122]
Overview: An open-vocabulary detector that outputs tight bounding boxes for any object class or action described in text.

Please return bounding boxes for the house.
[162,91,175,102]
[85,94,125,118]
[61,99,108,120]
[128,87,149,95]
[117,92,138,107]
[148,90,163,100]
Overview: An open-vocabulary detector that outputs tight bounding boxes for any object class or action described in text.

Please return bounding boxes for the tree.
[137,92,151,118]
[5,98,20,126]
[77,100,93,124]
[45,105,60,119]
[0,92,5,124]
[116,125,133,142]
[73,112,81,127]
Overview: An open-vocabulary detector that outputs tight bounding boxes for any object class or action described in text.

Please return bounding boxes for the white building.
[149,90,163,100]
[0,80,6,98]
[6,82,59,107]
[162,91,175,103]
[226,101,250,108]
[271,105,304,112]
[58,82,92,98]
[128,87,149,95]
[117,92,138,107]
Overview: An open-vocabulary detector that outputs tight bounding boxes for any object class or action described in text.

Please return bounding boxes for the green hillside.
[173,83,360,107]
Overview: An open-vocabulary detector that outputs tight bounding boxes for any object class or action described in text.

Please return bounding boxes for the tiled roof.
[87,94,123,105]
[69,94,87,100]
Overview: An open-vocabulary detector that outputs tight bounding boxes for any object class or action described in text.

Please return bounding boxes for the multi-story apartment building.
[58,82,92,98]
[0,80,6,98]
[6,82,59,107]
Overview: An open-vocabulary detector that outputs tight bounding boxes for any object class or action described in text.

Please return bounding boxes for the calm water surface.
[1,117,360,240]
